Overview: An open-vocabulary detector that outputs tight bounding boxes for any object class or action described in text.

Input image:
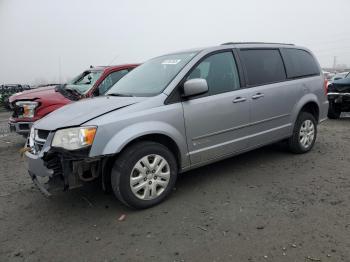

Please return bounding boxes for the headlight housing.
[15,101,38,118]
[52,126,97,150]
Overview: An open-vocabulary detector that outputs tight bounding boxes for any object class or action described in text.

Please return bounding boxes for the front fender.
[93,121,190,168]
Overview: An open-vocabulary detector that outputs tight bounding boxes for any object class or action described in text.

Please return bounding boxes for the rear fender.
[291,93,319,128]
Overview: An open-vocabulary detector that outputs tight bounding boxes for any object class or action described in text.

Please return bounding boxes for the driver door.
[182,51,251,165]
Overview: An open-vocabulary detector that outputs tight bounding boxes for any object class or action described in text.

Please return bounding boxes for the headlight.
[52,126,97,150]
[15,101,38,118]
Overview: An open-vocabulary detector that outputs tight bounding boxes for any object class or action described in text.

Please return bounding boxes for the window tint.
[240,49,286,86]
[187,52,240,95]
[282,49,320,78]
[98,69,129,94]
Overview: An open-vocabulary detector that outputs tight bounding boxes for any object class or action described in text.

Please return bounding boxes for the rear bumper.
[8,121,33,135]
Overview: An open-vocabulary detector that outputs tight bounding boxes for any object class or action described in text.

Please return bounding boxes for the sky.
[0,0,349,85]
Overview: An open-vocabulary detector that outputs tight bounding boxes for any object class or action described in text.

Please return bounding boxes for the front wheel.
[288,112,317,154]
[111,141,178,209]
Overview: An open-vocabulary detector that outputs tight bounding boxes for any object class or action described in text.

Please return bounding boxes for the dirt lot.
[0,110,349,262]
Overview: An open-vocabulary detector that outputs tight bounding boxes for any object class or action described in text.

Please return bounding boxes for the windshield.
[106,52,198,97]
[66,70,103,94]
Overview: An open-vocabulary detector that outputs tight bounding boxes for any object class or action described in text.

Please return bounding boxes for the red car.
[9,64,138,136]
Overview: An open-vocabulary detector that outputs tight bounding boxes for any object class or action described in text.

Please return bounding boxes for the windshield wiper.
[55,84,80,101]
[65,88,82,97]
[107,93,134,97]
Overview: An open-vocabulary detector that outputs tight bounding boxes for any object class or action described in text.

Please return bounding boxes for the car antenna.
[107,55,119,66]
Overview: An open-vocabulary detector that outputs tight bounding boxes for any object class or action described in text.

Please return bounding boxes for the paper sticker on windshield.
[162,59,181,65]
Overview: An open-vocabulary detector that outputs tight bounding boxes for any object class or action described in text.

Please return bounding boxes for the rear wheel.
[327,101,341,119]
[288,112,317,154]
[111,141,177,209]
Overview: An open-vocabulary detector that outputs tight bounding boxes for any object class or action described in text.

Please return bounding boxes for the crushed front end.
[25,127,102,196]
[327,78,350,112]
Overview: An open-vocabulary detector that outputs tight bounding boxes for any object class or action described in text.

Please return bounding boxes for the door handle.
[232,97,246,103]
[252,93,264,99]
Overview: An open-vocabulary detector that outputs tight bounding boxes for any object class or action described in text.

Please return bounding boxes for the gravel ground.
[0,110,349,262]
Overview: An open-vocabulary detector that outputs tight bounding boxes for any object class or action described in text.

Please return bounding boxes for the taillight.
[324,79,328,95]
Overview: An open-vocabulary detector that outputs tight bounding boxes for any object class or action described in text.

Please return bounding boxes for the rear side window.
[282,49,320,78]
[239,49,286,86]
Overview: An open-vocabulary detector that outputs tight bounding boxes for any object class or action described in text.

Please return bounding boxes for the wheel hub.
[129,154,170,200]
[299,120,315,149]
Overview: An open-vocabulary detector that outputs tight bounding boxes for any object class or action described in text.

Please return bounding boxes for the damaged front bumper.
[25,132,101,196]
[26,150,54,196]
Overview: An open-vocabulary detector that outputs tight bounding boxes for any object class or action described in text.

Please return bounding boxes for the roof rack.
[221,42,294,46]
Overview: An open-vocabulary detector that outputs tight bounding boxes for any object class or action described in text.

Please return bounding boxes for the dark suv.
[327,72,350,119]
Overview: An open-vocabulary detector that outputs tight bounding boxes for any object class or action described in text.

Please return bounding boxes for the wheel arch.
[97,121,190,170]
[300,101,319,122]
[292,94,320,127]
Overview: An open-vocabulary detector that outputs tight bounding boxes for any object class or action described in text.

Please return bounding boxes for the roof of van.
[166,42,307,56]
[221,42,295,46]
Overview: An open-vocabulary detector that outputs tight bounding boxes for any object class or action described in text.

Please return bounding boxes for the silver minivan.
[25,43,328,208]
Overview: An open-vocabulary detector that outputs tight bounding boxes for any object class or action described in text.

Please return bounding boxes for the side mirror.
[182,78,208,98]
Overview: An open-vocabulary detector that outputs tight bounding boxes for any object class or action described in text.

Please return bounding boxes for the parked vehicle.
[8,64,138,135]
[24,43,328,209]
[0,84,31,110]
[329,72,349,84]
[327,72,350,119]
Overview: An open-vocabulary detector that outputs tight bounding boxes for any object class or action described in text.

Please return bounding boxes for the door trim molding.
[192,113,289,141]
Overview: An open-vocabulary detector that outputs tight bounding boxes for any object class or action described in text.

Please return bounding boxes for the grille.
[32,129,50,153]
[19,123,30,131]
[37,129,50,140]
[34,140,45,152]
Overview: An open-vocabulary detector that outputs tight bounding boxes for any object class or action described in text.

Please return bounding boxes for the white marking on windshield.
[161,59,181,65]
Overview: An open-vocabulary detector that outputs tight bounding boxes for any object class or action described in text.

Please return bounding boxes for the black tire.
[327,101,341,119]
[110,141,178,209]
[288,112,317,154]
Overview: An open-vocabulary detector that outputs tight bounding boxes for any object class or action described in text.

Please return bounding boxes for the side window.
[98,69,129,95]
[187,52,240,95]
[281,49,320,78]
[239,49,286,86]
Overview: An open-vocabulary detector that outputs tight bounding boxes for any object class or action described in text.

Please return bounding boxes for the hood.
[9,85,67,103]
[34,96,144,130]
[329,77,350,93]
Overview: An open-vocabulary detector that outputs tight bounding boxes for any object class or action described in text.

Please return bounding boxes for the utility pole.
[333,56,337,70]
[58,56,62,84]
